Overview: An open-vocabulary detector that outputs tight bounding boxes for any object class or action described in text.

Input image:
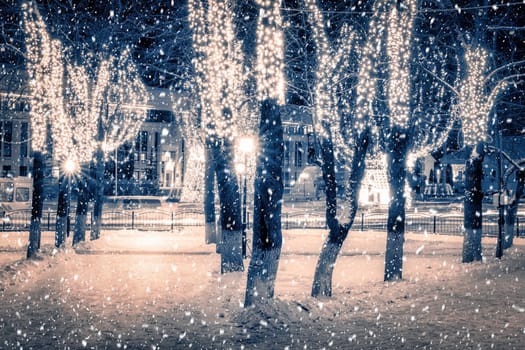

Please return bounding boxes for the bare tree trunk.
[312,130,369,297]
[27,151,44,258]
[91,115,105,241]
[462,146,484,263]
[384,131,409,281]
[91,148,105,241]
[245,99,283,307]
[55,175,68,248]
[216,139,244,273]
[73,175,89,246]
[503,169,525,249]
[204,141,217,244]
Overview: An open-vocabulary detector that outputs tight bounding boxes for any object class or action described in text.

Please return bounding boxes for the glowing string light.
[305,0,356,160]
[386,0,416,129]
[256,0,285,105]
[455,45,508,146]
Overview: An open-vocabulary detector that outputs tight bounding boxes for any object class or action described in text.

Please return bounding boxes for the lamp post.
[63,158,77,238]
[238,136,254,259]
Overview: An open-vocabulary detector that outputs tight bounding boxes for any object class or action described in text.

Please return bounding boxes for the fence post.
[517,217,520,237]
[361,212,364,231]
[171,212,174,230]
[132,211,135,230]
[285,212,289,230]
[433,216,437,234]
[47,211,51,231]
[247,212,250,230]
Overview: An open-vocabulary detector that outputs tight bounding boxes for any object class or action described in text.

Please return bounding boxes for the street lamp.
[238,136,254,259]
[62,158,78,238]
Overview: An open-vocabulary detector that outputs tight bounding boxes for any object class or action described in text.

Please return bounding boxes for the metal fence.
[2,208,523,237]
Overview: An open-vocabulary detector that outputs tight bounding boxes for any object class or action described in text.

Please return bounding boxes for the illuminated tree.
[22,2,71,257]
[244,0,285,307]
[455,44,515,262]
[305,0,365,297]
[88,50,148,241]
[189,0,248,272]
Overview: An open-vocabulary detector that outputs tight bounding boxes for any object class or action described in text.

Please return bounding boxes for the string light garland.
[188,0,246,140]
[386,0,416,129]
[354,0,388,136]
[455,45,508,146]
[101,48,148,154]
[256,0,285,105]
[24,1,147,173]
[305,0,355,160]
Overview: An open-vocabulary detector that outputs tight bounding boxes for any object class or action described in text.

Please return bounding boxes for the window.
[0,182,13,201]
[146,110,173,123]
[19,166,28,177]
[15,187,30,202]
[295,142,303,167]
[2,121,12,157]
[20,122,28,158]
[2,166,11,178]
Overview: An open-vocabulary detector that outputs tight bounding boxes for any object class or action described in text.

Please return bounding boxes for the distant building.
[280,104,315,190]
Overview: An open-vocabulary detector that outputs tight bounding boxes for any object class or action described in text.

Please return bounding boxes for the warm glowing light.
[188,0,246,140]
[238,136,255,154]
[455,45,508,146]
[62,158,79,175]
[23,1,147,171]
[354,0,388,135]
[386,0,416,129]
[256,0,285,104]
[306,0,356,159]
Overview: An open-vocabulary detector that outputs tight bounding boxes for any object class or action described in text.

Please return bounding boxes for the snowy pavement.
[0,228,524,349]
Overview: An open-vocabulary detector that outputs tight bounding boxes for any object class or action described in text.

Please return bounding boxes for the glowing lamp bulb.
[63,158,78,175]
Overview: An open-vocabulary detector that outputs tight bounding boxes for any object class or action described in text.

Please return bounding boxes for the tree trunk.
[462,147,484,263]
[503,169,525,249]
[204,141,217,244]
[312,130,369,297]
[384,131,409,281]
[27,151,44,258]
[91,115,105,241]
[245,99,283,307]
[215,140,243,273]
[55,175,68,248]
[73,175,89,246]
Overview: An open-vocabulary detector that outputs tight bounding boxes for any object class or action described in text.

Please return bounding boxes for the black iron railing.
[1,208,523,238]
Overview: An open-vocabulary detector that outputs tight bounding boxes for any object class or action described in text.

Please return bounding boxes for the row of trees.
[14,0,524,308]
[185,0,524,306]
[22,2,148,257]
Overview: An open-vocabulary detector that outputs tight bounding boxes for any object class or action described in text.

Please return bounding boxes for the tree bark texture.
[91,115,106,241]
[462,148,484,263]
[311,130,369,297]
[245,99,283,307]
[55,175,68,248]
[204,141,217,244]
[73,175,89,246]
[91,148,105,241]
[27,151,44,258]
[503,169,525,249]
[384,131,409,281]
[215,140,244,273]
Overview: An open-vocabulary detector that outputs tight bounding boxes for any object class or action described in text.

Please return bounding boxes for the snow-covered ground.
[0,228,524,349]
